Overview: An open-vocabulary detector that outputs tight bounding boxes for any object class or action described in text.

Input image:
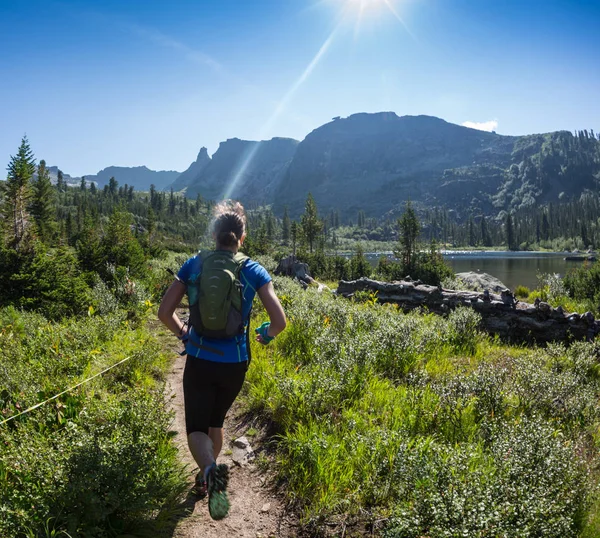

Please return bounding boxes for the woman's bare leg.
[209,427,224,459]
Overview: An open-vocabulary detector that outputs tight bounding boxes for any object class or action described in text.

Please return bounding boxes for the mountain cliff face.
[275,113,518,217]
[170,147,211,191]
[174,113,600,219]
[84,166,180,191]
[183,137,299,203]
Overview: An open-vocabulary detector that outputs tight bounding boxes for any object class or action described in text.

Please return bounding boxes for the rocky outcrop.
[275,255,315,288]
[455,272,507,292]
[183,137,299,204]
[337,277,599,344]
[170,147,211,192]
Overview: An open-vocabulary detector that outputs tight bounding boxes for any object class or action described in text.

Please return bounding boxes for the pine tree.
[300,193,322,253]
[2,136,36,249]
[282,205,291,245]
[395,200,420,271]
[480,216,491,247]
[80,176,86,191]
[266,210,275,241]
[505,213,516,250]
[108,177,118,197]
[468,215,476,246]
[56,169,65,192]
[31,159,57,243]
[168,187,176,215]
[291,221,298,256]
[90,181,97,195]
[150,184,157,210]
[357,210,366,228]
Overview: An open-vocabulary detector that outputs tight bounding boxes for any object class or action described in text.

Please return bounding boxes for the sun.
[331,0,412,38]
[339,0,387,18]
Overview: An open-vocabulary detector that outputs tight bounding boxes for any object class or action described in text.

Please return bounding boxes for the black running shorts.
[182,356,247,435]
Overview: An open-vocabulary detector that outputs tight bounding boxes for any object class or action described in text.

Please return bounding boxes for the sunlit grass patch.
[243,275,600,536]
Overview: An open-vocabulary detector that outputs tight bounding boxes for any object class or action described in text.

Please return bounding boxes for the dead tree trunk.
[337,277,598,344]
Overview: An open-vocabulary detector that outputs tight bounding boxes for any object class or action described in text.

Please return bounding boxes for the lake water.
[363,251,591,291]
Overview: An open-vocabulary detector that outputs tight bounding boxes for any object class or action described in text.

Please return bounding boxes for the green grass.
[242,276,600,537]
[0,306,187,537]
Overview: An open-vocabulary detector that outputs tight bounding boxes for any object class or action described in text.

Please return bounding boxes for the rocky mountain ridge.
[173,112,600,220]
[82,166,180,191]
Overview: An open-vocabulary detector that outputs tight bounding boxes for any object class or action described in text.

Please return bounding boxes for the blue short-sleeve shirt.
[177,252,272,363]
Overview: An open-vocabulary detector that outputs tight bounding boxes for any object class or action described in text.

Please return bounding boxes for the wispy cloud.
[124,23,222,72]
[462,120,499,132]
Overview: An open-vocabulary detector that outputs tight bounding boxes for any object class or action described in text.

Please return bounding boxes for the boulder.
[455,272,507,292]
[274,255,315,285]
[231,436,255,467]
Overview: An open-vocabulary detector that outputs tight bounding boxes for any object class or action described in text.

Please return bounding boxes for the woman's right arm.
[256,281,287,340]
[158,280,187,337]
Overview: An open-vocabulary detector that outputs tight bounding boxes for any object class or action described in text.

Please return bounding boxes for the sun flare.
[332,0,413,38]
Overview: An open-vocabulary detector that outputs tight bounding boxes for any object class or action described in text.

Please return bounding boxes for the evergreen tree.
[108,177,118,197]
[266,210,275,241]
[56,169,65,192]
[505,213,516,250]
[282,205,291,244]
[581,222,590,248]
[468,215,476,246]
[31,159,57,243]
[2,136,36,249]
[541,213,550,241]
[480,216,491,247]
[300,193,322,253]
[65,211,74,245]
[150,184,157,210]
[168,187,176,215]
[396,200,420,271]
[291,221,298,256]
[349,244,371,279]
[80,176,86,191]
[90,181,97,195]
[357,210,366,228]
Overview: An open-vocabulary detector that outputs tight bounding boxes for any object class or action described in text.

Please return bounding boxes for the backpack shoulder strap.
[199,250,216,263]
[233,253,249,275]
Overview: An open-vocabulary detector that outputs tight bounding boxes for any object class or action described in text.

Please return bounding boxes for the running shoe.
[206,463,230,520]
[192,471,207,499]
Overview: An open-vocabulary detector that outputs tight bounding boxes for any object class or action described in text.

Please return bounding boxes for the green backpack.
[188,250,249,339]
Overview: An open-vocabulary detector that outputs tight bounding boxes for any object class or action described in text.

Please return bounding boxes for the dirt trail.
[165,349,296,538]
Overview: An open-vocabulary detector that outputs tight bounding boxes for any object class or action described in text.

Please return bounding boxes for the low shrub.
[514,284,530,298]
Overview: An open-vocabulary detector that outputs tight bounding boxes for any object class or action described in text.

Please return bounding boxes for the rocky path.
[165,348,296,538]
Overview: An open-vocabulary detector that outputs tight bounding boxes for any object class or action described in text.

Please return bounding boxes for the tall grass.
[0,305,187,537]
[245,276,600,537]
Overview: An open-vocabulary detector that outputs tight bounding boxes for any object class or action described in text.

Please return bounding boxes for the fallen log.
[336,277,599,344]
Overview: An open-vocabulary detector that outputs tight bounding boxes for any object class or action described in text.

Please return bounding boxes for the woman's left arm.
[158,280,187,336]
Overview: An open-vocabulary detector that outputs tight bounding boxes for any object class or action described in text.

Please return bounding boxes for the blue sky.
[1,0,599,177]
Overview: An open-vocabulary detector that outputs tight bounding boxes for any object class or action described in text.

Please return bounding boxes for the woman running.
[158,199,286,520]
